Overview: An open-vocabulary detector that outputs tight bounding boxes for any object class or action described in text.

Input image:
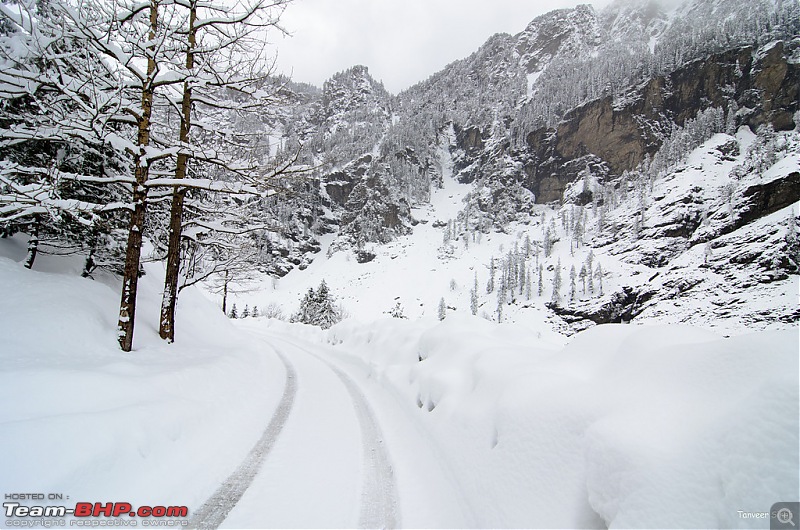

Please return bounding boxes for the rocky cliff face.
[279,66,420,247]
[516,4,603,76]
[524,40,800,203]
[318,153,416,246]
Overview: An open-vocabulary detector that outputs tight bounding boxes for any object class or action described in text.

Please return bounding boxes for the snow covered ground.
[1,130,798,528]
[0,238,288,516]
[2,231,798,528]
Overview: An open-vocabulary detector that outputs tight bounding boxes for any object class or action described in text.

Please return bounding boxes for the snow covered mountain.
[262,0,798,335]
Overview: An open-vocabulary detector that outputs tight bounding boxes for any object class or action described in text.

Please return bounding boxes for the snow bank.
[304,315,800,528]
[0,241,285,514]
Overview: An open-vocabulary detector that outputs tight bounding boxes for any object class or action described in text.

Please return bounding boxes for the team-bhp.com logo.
[4,501,188,526]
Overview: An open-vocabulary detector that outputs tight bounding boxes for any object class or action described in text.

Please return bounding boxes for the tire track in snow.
[187,352,296,530]
[268,336,400,528]
[326,362,400,529]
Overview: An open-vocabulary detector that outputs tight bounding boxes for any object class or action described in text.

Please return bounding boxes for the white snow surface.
[1,129,798,528]
[1,232,797,528]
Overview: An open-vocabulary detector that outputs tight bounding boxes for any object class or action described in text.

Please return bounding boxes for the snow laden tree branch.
[1,0,301,351]
[0,0,132,272]
[156,0,293,343]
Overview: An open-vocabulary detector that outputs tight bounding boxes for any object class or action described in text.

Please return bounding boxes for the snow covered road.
[325,360,399,528]
[187,353,297,529]
[209,325,473,529]
[201,334,398,528]
[1,244,795,529]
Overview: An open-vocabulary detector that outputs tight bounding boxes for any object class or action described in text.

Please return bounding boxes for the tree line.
[0,0,303,351]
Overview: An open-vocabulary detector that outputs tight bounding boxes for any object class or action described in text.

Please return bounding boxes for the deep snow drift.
[266,314,798,528]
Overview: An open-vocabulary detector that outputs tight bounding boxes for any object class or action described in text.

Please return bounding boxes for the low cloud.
[273,0,618,93]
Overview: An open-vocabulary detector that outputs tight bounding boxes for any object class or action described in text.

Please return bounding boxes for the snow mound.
[305,316,799,528]
[0,244,285,514]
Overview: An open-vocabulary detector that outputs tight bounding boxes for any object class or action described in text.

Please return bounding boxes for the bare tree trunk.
[81,248,95,278]
[118,191,147,351]
[159,187,186,341]
[159,1,196,342]
[118,0,158,352]
[23,220,38,270]
[222,270,229,315]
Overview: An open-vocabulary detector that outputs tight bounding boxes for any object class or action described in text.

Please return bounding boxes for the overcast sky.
[271,0,617,94]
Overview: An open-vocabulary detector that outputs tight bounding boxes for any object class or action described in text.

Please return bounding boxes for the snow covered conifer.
[498,273,507,306]
[242,305,250,318]
[517,251,526,296]
[525,268,532,301]
[313,280,341,329]
[543,228,552,257]
[229,304,238,319]
[579,264,587,294]
[538,263,544,297]
[252,306,260,318]
[388,302,407,319]
[586,251,594,294]
[496,293,503,323]
[292,281,341,329]
[569,265,577,302]
[293,288,316,324]
[573,208,584,248]
[551,258,562,304]
[471,273,479,315]
[596,263,604,295]
[438,297,447,321]
[486,257,496,293]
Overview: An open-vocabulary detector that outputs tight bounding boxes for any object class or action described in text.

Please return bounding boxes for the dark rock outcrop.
[339,174,414,244]
[525,41,800,203]
[324,154,373,207]
[550,286,657,325]
[737,171,800,226]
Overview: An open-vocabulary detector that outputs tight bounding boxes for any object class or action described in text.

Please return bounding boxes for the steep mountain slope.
[233,125,798,337]
[246,0,798,333]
